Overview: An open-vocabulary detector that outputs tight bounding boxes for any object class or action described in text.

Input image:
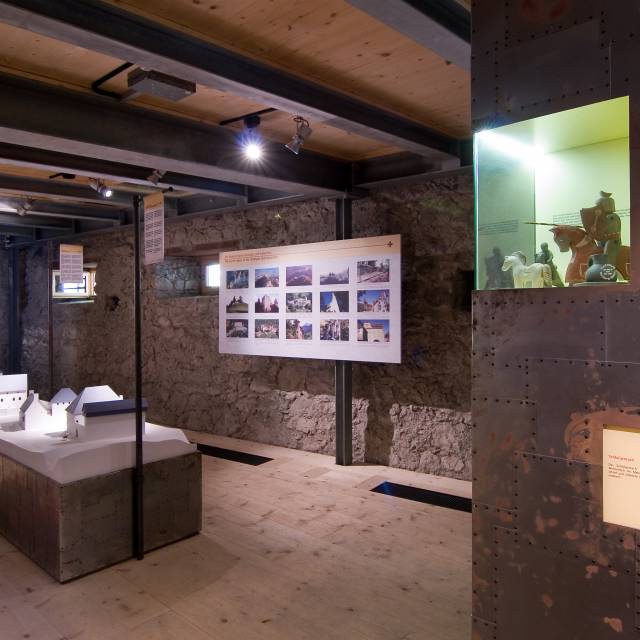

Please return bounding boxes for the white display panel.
[219,235,401,363]
[603,425,640,529]
[143,192,164,265]
[59,243,83,284]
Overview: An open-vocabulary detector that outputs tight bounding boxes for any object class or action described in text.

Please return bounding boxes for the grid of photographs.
[223,257,392,346]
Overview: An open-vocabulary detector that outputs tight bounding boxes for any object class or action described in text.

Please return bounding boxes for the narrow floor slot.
[370,481,472,512]
[195,443,273,466]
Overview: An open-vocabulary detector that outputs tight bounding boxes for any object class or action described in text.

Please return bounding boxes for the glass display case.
[475,96,630,289]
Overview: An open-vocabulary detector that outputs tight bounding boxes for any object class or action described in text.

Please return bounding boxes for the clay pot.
[585,253,617,283]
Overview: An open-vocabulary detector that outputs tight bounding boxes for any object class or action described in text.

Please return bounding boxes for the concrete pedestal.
[0,451,201,582]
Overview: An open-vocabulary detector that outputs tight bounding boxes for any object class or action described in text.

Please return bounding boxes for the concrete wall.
[0,247,9,373]
[19,173,473,479]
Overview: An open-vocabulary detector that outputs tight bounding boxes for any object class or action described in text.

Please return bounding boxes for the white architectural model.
[66,385,146,442]
[19,387,77,431]
[0,374,28,420]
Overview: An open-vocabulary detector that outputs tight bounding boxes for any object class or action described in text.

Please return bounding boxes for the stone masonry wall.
[19,173,473,479]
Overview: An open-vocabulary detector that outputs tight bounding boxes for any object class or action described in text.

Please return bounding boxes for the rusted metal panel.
[494,526,636,638]
[504,1,602,45]
[528,359,640,459]
[514,452,635,574]
[472,397,536,507]
[605,294,640,362]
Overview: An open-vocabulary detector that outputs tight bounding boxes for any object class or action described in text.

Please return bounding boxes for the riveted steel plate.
[504,1,602,45]
[494,526,637,639]
[605,294,640,362]
[528,359,640,458]
[473,502,517,623]
[498,21,607,113]
[471,617,497,640]
[473,397,536,506]
[514,452,635,574]
[603,1,640,47]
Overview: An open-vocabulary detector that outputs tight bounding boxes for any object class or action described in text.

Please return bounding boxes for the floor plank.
[0,434,471,640]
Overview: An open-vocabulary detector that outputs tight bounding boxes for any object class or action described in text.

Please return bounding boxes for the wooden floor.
[0,432,471,640]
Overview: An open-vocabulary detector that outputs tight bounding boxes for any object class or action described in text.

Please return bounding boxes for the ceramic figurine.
[534,242,564,287]
[485,246,514,289]
[580,191,622,282]
[502,253,552,288]
[549,225,630,284]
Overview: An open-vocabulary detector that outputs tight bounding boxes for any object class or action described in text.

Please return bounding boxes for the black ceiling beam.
[0,212,72,230]
[0,224,35,237]
[345,0,470,71]
[0,173,132,206]
[0,73,349,196]
[354,151,466,187]
[0,0,460,159]
[0,143,250,201]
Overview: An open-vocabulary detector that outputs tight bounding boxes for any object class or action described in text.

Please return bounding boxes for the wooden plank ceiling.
[0,0,469,165]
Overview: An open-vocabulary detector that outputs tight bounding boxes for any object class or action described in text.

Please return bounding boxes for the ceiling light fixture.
[89,178,113,198]
[285,116,313,155]
[240,115,264,161]
[17,199,34,217]
[147,169,166,185]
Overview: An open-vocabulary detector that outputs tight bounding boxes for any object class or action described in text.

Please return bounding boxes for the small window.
[52,267,97,300]
[205,263,221,288]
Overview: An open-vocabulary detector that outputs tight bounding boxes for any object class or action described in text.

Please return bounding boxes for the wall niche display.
[219,235,401,363]
[475,96,630,289]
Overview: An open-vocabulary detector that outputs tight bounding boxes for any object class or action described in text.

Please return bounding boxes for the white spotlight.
[244,141,264,161]
[285,116,312,155]
[89,178,114,198]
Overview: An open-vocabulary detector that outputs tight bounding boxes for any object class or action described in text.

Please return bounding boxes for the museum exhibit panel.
[472,2,640,639]
[476,96,631,289]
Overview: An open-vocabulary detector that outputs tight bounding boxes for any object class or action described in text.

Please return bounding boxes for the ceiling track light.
[285,116,313,155]
[17,199,34,217]
[89,178,113,198]
[147,169,166,185]
[241,114,264,161]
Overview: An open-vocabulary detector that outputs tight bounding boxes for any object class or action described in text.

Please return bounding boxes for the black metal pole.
[335,198,353,466]
[47,241,54,399]
[133,195,144,560]
[8,246,21,374]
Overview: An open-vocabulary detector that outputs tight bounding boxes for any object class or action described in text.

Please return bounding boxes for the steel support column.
[132,195,144,559]
[47,240,53,398]
[7,246,21,373]
[335,197,353,466]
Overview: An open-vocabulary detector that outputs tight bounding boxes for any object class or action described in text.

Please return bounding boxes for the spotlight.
[244,142,263,161]
[89,178,113,198]
[16,199,34,217]
[285,116,312,155]
[147,169,166,185]
[240,115,264,161]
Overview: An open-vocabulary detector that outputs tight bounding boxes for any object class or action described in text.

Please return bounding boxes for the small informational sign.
[143,192,164,265]
[59,243,84,284]
[603,425,640,528]
[219,235,401,363]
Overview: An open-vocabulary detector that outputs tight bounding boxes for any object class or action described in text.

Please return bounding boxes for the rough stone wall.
[0,248,8,372]
[19,172,473,479]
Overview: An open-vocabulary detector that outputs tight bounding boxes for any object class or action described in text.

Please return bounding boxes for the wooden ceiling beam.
[345,0,470,71]
[0,0,461,159]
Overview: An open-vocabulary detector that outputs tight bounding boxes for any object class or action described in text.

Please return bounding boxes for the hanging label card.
[59,244,84,284]
[144,192,164,265]
[603,425,640,529]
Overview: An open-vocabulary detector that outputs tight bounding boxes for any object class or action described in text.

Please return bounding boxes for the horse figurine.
[502,252,552,288]
[549,225,630,284]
